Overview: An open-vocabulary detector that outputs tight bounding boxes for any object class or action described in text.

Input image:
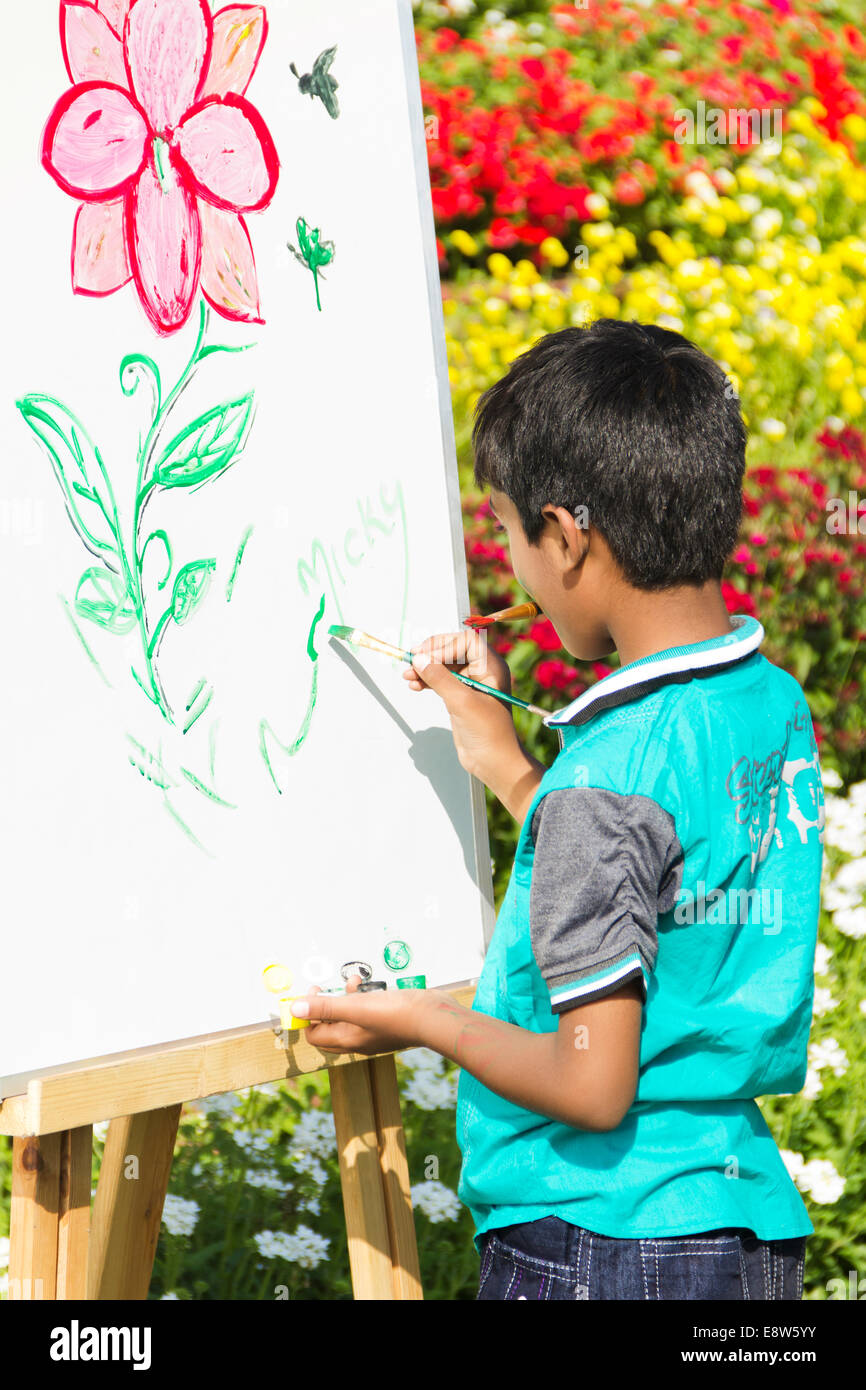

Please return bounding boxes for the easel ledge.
[1,981,477,1301]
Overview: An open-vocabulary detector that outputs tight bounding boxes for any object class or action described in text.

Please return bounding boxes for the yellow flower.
[585,192,610,219]
[486,252,513,281]
[703,213,727,240]
[842,113,866,142]
[481,296,508,324]
[540,236,570,267]
[450,229,478,257]
[513,258,540,285]
[510,286,533,311]
[841,385,864,417]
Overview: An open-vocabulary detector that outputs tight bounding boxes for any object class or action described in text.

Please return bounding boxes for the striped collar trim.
[543,614,765,729]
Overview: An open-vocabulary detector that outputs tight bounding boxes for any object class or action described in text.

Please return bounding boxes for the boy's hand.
[288,975,441,1055]
[402,628,519,782]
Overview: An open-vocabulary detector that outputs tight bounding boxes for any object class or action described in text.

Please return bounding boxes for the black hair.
[472,318,745,589]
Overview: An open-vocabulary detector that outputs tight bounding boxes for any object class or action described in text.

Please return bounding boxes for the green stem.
[129,302,211,720]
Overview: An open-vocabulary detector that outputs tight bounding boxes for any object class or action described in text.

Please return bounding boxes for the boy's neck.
[609,583,737,670]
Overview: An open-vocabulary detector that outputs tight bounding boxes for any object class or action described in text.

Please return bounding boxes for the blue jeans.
[476,1216,806,1300]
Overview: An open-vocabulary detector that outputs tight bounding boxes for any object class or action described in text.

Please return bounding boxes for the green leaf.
[74,567,136,635]
[171,559,216,624]
[153,395,254,490]
[17,395,121,567]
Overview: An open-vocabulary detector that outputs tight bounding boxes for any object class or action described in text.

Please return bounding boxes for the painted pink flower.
[42,0,278,333]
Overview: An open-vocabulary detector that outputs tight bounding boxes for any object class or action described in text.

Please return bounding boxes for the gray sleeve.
[529,787,684,1014]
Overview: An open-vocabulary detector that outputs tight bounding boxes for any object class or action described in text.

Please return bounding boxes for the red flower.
[43,0,278,334]
[612,172,645,206]
[529,618,562,651]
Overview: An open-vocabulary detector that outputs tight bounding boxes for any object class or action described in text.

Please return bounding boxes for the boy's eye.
[492,520,505,534]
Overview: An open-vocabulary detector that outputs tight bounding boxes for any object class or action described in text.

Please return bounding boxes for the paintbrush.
[328,624,548,717]
[463,601,540,628]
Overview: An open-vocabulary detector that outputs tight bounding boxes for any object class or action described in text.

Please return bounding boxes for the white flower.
[760,417,786,440]
[823,796,866,856]
[808,1037,848,1076]
[245,1168,293,1193]
[814,941,834,976]
[812,985,838,1017]
[161,1194,200,1237]
[796,1159,846,1205]
[161,1292,179,1300]
[752,208,783,239]
[823,416,845,432]
[821,767,843,789]
[780,1149,805,1181]
[253,1225,330,1270]
[234,1130,272,1155]
[859,999,866,1016]
[823,881,862,912]
[833,906,866,938]
[800,1067,823,1100]
[0,1237,9,1272]
[290,1110,337,1159]
[92,1120,110,1143]
[410,1180,462,1223]
[402,1049,459,1110]
[298,1195,321,1216]
[203,1093,243,1119]
[289,1151,328,1186]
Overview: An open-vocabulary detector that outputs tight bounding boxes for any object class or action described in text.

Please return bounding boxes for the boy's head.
[472,318,746,660]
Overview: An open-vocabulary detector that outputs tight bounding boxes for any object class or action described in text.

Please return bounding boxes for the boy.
[291,319,824,1300]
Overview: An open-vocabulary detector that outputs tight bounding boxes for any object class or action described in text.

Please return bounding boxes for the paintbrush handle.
[452,670,546,717]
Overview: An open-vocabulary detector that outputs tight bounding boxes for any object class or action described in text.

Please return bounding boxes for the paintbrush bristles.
[329,626,409,661]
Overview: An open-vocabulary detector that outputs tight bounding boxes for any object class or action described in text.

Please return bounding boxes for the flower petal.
[124,0,212,134]
[72,198,131,293]
[42,82,149,200]
[201,6,267,98]
[175,94,278,212]
[61,1,126,84]
[126,157,201,333]
[97,0,132,37]
[199,203,261,322]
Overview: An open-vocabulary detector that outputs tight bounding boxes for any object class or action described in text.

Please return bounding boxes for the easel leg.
[329,1058,422,1300]
[330,1060,397,1298]
[87,1104,182,1300]
[9,1126,92,1300]
[369,1054,423,1300]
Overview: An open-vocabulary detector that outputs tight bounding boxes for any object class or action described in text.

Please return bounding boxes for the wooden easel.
[1,982,475,1301]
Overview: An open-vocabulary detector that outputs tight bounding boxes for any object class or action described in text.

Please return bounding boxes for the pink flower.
[43,0,278,333]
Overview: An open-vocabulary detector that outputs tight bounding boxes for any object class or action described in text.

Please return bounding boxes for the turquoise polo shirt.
[455,615,824,1250]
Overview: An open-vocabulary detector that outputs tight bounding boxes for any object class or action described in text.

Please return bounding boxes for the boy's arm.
[293,981,643,1131]
[405,637,547,822]
[483,741,547,824]
[419,980,643,1131]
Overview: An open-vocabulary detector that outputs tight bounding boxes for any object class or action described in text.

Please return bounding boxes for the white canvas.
[0,0,493,1095]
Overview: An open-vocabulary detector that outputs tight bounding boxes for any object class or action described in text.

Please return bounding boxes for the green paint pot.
[396,975,426,990]
[383,940,411,971]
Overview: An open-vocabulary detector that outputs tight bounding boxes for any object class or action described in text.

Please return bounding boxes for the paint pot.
[396,975,427,989]
[340,960,372,982]
[383,940,412,971]
[357,981,387,992]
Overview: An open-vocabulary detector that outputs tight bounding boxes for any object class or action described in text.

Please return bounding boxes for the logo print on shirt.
[725,701,823,872]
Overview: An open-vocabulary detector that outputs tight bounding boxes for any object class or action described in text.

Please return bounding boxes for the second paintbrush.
[328,625,548,718]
